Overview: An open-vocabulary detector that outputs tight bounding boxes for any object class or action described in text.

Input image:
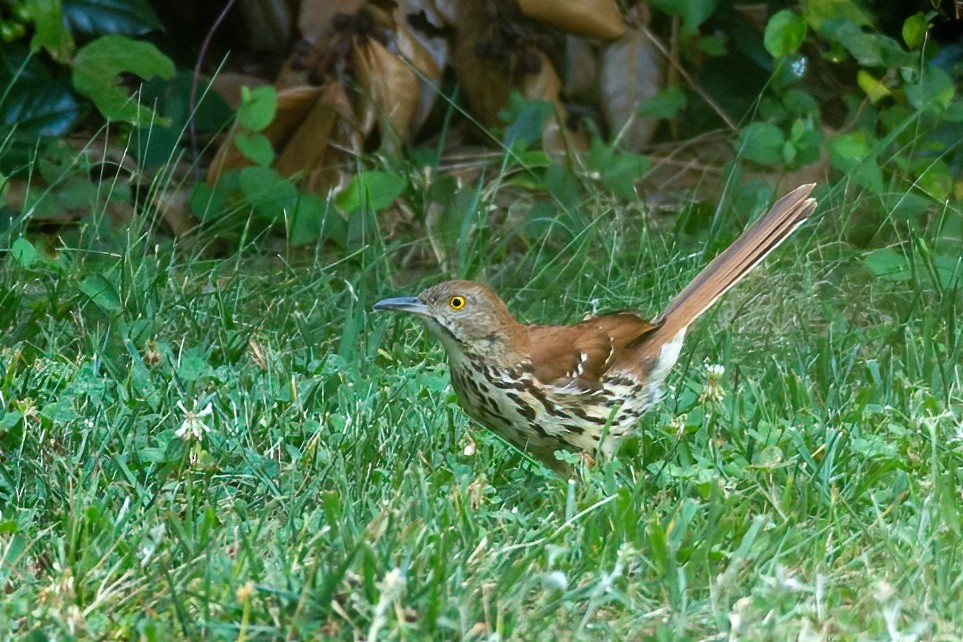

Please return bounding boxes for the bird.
[374,184,818,470]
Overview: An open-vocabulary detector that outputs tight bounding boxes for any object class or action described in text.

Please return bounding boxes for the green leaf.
[176,350,211,382]
[857,69,890,103]
[649,0,717,37]
[238,166,297,222]
[27,0,75,61]
[902,13,927,49]
[636,86,687,119]
[234,132,275,166]
[502,95,553,148]
[915,158,953,201]
[863,248,910,282]
[80,274,123,312]
[289,193,347,246]
[829,131,883,191]
[804,0,872,30]
[288,194,325,245]
[828,132,871,172]
[189,180,226,221]
[237,85,277,132]
[737,122,785,165]
[696,35,727,56]
[335,171,406,213]
[905,68,955,112]
[819,19,913,68]
[764,10,807,57]
[933,255,961,290]
[72,34,175,127]
[0,51,82,137]
[0,410,23,432]
[605,152,651,200]
[11,238,38,268]
[62,0,163,38]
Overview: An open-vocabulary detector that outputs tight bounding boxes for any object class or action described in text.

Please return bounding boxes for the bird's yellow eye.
[449,296,466,310]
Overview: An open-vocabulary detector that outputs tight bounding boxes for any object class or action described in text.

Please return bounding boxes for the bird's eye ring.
[449,296,466,310]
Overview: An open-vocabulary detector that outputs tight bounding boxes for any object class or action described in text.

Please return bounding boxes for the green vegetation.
[1,176,960,637]
[0,0,961,638]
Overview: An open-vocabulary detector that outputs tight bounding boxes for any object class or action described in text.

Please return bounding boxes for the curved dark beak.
[373,296,428,315]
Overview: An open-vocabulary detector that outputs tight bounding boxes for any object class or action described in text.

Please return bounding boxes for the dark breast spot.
[506,392,537,421]
[563,423,585,435]
[522,380,558,415]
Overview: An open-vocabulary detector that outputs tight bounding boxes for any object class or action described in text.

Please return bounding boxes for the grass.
[0,174,961,640]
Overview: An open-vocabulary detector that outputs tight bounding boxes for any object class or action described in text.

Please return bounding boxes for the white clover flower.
[175,400,213,440]
[700,362,726,405]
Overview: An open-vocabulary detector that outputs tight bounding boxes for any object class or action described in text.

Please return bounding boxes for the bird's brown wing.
[525,312,658,388]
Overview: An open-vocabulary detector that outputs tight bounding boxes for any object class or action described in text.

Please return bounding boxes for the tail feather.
[654,183,818,338]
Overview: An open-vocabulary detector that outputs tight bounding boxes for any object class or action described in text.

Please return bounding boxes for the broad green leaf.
[189,180,227,221]
[72,35,175,126]
[11,238,38,268]
[804,0,872,30]
[134,72,233,167]
[828,131,871,172]
[176,351,211,382]
[819,19,912,68]
[237,85,277,132]
[764,10,807,57]
[737,122,785,166]
[863,248,910,282]
[27,0,75,61]
[649,0,717,36]
[915,158,953,201]
[857,69,890,103]
[902,13,927,49]
[933,255,961,290]
[80,274,123,312]
[696,35,727,56]
[502,96,553,148]
[238,166,297,222]
[0,410,22,431]
[636,86,687,119]
[889,193,932,222]
[335,171,406,213]
[906,68,955,112]
[288,193,346,246]
[234,132,275,166]
[288,194,325,246]
[602,152,651,200]
[782,140,797,164]
[0,52,82,137]
[62,0,162,38]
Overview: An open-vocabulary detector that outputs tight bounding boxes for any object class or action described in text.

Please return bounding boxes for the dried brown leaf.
[298,0,366,42]
[275,82,357,196]
[353,37,420,151]
[517,0,626,40]
[600,28,664,150]
[394,8,445,131]
[522,51,586,153]
[207,85,324,183]
[563,35,599,102]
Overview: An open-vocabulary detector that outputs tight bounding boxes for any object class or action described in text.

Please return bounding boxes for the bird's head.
[374,280,522,359]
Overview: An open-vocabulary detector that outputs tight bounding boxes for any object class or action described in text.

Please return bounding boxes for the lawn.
[1,180,960,640]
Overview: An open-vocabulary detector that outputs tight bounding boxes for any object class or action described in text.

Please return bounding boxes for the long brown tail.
[654,183,818,338]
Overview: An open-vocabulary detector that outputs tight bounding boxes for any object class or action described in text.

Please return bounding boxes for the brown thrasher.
[374,184,817,469]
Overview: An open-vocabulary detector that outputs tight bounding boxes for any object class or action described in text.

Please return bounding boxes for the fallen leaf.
[600,28,664,150]
[518,0,626,40]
